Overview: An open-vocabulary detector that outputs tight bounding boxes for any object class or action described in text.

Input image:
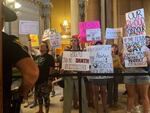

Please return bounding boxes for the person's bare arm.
[16,57,39,98]
[145,51,150,65]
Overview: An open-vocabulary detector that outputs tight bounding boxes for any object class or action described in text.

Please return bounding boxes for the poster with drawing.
[49,33,61,48]
[126,8,146,36]
[123,35,147,67]
[62,51,90,71]
[105,28,123,39]
[86,28,101,41]
[42,29,51,41]
[87,45,113,74]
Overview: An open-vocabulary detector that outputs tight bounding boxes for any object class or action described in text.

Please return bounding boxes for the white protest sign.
[42,29,51,41]
[50,33,61,48]
[86,28,101,41]
[19,20,39,35]
[123,35,147,67]
[106,28,123,39]
[87,45,113,73]
[62,51,90,71]
[126,8,146,36]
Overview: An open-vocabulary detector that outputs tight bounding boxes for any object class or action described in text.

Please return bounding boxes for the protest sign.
[123,35,147,67]
[79,21,101,42]
[29,34,39,47]
[86,28,101,41]
[87,45,113,73]
[126,8,146,36]
[42,29,51,41]
[106,28,123,39]
[62,51,90,71]
[49,33,61,48]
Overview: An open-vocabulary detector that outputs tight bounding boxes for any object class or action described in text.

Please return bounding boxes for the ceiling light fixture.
[15,2,21,9]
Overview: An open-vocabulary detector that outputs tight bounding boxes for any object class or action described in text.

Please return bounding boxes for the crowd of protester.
[2,4,150,113]
[20,35,150,113]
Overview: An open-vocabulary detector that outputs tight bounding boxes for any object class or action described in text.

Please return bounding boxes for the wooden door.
[0,1,3,113]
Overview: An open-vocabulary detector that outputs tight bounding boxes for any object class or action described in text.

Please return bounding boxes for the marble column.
[101,0,106,42]
[85,0,100,21]
[70,0,79,35]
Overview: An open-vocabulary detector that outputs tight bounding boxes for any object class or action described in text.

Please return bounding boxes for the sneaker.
[24,102,29,108]
[132,106,142,113]
[30,102,37,108]
[138,105,143,113]
[59,96,64,101]
[23,100,29,108]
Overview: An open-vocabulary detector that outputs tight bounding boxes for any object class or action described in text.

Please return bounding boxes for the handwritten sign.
[123,35,147,67]
[126,8,146,36]
[106,28,123,39]
[50,33,61,48]
[87,45,113,74]
[19,20,39,35]
[79,21,101,42]
[86,28,101,41]
[42,29,51,41]
[29,34,39,47]
[62,51,90,71]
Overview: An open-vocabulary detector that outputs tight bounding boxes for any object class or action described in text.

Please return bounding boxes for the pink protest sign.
[79,21,100,42]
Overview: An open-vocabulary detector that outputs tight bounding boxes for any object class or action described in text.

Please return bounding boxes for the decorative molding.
[79,0,85,21]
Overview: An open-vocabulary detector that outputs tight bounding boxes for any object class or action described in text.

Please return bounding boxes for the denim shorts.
[124,67,150,84]
[124,76,150,84]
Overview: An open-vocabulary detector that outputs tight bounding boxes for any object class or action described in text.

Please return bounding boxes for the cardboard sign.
[126,8,146,36]
[29,34,39,47]
[50,33,61,48]
[79,21,101,42]
[42,29,51,41]
[123,35,147,67]
[86,28,101,41]
[106,28,123,39]
[87,45,113,73]
[62,51,90,71]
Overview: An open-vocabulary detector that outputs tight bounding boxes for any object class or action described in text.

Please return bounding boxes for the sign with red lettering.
[126,8,146,36]
[123,35,147,67]
[62,51,90,71]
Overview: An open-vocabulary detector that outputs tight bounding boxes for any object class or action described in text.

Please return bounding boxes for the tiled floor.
[21,84,127,113]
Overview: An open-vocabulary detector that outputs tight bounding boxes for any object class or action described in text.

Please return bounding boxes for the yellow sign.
[29,34,39,47]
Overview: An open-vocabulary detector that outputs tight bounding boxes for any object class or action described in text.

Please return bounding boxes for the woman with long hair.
[112,44,125,105]
[35,42,55,113]
[124,36,150,113]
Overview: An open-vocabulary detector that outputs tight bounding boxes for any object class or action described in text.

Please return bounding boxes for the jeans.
[63,77,88,113]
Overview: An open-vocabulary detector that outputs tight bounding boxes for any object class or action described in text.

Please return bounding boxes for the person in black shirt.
[35,42,55,113]
[2,5,39,113]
